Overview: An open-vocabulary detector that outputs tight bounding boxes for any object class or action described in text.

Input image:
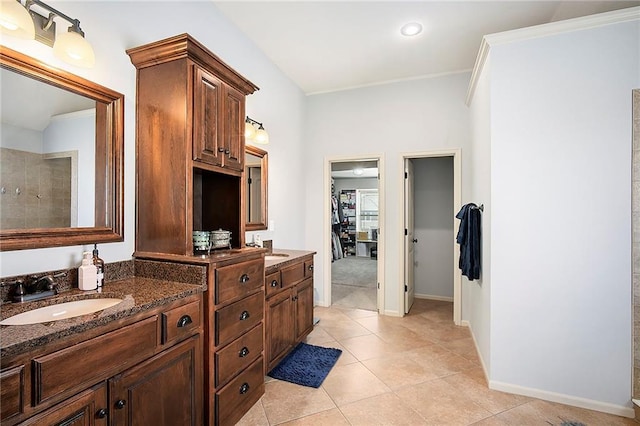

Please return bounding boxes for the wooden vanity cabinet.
[265,255,315,373]
[127,34,258,256]
[0,294,203,426]
[203,254,266,426]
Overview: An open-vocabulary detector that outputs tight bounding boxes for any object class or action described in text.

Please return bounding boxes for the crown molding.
[465,6,640,105]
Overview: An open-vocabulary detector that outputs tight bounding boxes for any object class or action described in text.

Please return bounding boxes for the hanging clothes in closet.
[331,191,343,261]
[455,203,481,280]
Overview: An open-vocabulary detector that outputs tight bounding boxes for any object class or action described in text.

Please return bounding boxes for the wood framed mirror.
[0,47,124,251]
[244,145,268,231]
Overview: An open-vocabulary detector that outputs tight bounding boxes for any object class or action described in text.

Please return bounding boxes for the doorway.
[327,157,382,311]
[402,150,461,324]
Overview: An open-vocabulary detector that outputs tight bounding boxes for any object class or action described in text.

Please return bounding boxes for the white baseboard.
[489,381,635,419]
[415,293,454,302]
[461,320,490,385]
[462,320,633,418]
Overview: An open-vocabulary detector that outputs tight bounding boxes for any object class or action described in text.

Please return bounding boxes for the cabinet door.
[295,278,314,342]
[1,365,24,421]
[20,382,108,426]
[265,290,294,371]
[222,84,245,172]
[109,335,202,426]
[193,66,224,166]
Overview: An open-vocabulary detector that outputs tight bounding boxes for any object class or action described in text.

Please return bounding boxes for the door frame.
[324,154,385,312]
[400,149,462,324]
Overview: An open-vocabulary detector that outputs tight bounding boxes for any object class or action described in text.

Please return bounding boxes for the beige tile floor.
[237,299,637,425]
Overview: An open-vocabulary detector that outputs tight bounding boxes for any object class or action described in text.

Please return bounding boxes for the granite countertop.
[0,277,205,359]
[265,249,316,271]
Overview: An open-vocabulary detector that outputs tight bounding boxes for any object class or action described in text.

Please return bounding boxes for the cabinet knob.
[177,315,192,328]
[239,310,250,321]
[292,295,298,301]
[218,147,225,152]
[239,382,250,394]
[308,264,314,271]
[224,148,230,154]
[270,279,278,287]
[239,274,250,283]
[239,346,250,358]
[114,399,126,410]
[96,408,108,419]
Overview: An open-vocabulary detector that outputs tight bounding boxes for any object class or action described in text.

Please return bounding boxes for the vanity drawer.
[265,271,281,297]
[280,261,306,288]
[162,299,201,345]
[304,259,314,278]
[0,365,24,421]
[216,356,264,426]
[216,258,264,305]
[32,316,158,405]
[215,323,263,387]
[215,292,263,346]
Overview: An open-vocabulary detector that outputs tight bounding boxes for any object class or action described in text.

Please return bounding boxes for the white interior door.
[404,159,415,313]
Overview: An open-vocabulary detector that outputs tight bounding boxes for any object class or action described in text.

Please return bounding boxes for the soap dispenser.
[92,244,105,289]
[79,252,97,291]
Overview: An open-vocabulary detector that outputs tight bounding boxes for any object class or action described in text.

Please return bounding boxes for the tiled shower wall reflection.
[633,89,640,418]
[0,148,72,229]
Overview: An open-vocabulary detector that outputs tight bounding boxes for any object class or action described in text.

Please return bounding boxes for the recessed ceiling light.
[400,22,423,37]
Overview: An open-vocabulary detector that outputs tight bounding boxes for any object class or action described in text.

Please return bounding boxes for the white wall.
[0,1,306,276]
[413,157,454,299]
[467,54,493,378]
[305,72,472,314]
[486,19,638,414]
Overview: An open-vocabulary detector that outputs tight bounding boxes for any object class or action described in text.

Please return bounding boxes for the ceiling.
[214,1,639,95]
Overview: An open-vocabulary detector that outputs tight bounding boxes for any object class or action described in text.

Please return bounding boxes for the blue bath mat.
[268,342,342,388]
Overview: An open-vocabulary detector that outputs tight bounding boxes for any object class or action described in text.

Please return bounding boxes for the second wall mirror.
[245,145,268,231]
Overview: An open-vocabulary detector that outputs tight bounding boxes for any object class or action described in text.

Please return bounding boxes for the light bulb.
[53,29,95,68]
[254,127,269,145]
[245,122,256,140]
[0,0,35,40]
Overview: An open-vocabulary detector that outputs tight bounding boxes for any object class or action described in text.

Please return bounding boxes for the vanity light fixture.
[400,22,423,37]
[245,116,269,145]
[0,0,95,68]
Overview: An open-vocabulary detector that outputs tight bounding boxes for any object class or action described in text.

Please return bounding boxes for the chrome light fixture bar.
[245,116,269,145]
[0,0,95,68]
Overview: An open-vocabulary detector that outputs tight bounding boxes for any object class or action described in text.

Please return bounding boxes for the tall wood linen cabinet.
[127,33,258,255]
[128,34,264,425]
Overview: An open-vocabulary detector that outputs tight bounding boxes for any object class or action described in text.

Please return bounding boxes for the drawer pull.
[115,399,126,410]
[308,264,314,271]
[270,279,278,287]
[239,346,250,358]
[239,310,250,321]
[177,315,193,328]
[239,274,250,283]
[239,382,250,394]
[96,408,108,419]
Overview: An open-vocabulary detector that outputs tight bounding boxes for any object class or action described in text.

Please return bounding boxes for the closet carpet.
[331,256,377,311]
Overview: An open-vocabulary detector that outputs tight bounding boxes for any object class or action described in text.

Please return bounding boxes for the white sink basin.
[0,298,123,326]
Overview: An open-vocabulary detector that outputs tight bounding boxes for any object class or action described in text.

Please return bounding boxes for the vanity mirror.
[0,46,124,251]
[244,145,268,231]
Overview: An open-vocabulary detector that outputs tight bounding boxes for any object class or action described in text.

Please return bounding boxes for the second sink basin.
[0,298,123,326]
[265,253,290,261]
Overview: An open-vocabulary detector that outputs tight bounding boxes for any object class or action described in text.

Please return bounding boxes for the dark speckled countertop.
[0,277,205,358]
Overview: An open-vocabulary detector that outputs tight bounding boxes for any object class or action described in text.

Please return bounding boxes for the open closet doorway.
[329,158,381,311]
[403,150,462,324]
